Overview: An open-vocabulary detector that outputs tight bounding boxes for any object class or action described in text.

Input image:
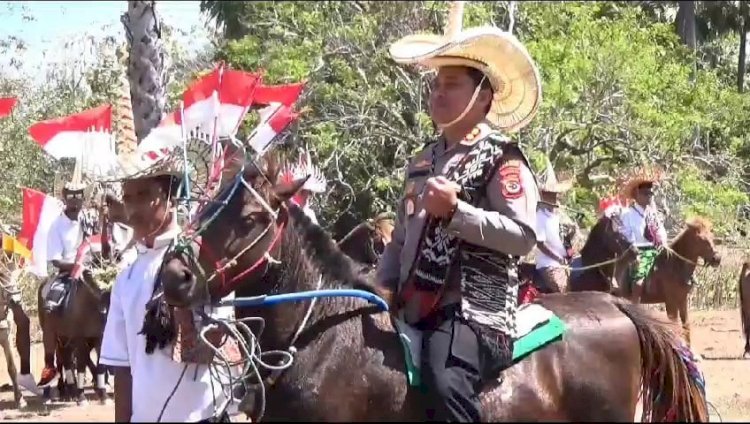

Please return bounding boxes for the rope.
[191,276,324,422]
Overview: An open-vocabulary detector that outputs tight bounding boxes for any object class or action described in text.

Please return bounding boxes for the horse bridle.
[168,152,290,301]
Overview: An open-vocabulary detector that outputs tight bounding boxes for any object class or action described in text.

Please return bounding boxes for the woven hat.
[538,157,573,194]
[389,1,542,133]
[619,166,664,200]
[96,59,214,198]
[63,154,87,193]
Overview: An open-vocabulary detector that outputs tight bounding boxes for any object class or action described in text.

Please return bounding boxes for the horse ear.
[272,176,309,208]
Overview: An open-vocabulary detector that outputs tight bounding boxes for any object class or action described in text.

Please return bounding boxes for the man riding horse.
[378,2,542,421]
[618,167,668,304]
[37,167,98,388]
[534,158,577,294]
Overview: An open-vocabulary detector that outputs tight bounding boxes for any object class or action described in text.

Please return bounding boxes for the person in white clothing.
[100,171,232,422]
[618,167,667,304]
[534,160,577,293]
[37,175,98,388]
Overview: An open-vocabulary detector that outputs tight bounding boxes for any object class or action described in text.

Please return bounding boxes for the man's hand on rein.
[422,176,460,219]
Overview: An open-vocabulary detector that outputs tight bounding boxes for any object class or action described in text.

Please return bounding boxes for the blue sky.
[0,1,211,81]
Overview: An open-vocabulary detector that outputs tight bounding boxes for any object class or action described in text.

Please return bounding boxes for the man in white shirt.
[100,167,230,422]
[37,181,93,387]
[619,170,667,303]
[534,161,577,293]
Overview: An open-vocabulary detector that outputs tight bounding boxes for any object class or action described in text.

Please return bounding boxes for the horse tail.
[615,301,709,422]
[739,261,750,357]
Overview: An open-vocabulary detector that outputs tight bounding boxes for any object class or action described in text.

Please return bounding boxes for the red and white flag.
[18,188,64,278]
[246,82,305,154]
[142,65,261,152]
[247,104,299,154]
[28,104,112,160]
[0,97,18,118]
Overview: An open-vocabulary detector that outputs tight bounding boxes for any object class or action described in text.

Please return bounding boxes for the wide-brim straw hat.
[619,166,664,199]
[389,1,542,133]
[538,157,573,194]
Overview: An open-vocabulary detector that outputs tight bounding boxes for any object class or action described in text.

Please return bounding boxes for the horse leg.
[1,326,26,409]
[9,303,33,385]
[91,338,110,405]
[74,340,90,405]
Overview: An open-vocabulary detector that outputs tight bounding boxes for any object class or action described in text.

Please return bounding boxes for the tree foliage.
[208,1,750,237]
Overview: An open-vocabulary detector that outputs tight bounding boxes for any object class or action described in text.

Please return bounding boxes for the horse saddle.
[44,274,76,314]
[393,303,567,388]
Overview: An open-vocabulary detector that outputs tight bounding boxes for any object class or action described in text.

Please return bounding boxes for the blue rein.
[220,289,389,312]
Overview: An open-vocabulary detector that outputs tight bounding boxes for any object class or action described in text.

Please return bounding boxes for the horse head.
[679,217,721,267]
[338,212,395,266]
[582,213,638,265]
[159,152,308,308]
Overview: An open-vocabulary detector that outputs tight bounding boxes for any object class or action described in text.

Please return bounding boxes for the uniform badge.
[499,160,524,200]
[405,197,415,216]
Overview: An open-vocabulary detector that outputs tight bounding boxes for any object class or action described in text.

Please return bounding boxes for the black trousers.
[417,305,484,422]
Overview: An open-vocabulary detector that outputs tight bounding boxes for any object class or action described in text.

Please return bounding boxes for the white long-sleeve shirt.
[620,204,668,248]
[100,226,234,422]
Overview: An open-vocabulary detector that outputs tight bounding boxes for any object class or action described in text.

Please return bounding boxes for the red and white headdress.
[598,195,625,218]
[279,149,327,207]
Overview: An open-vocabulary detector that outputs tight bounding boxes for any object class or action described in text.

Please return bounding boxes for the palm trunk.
[121,0,167,142]
[740,27,747,93]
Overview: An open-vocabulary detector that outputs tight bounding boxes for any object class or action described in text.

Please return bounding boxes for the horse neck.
[237,212,368,351]
[665,229,699,269]
[580,221,611,265]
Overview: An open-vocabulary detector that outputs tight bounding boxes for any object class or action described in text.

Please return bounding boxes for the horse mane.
[670,216,713,248]
[579,216,608,259]
[685,216,712,234]
[285,196,379,295]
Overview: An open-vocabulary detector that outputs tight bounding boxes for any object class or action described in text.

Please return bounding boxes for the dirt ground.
[0,309,748,422]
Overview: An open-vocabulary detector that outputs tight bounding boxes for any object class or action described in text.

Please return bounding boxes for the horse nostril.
[181,270,193,283]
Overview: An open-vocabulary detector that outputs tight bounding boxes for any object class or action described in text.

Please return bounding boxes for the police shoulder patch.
[499,159,524,200]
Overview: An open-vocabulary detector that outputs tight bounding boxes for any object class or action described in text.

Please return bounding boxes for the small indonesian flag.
[28,104,112,160]
[246,82,305,154]
[247,104,298,154]
[145,65,261,147]
[17,188,64,278]
[0,97,18,118]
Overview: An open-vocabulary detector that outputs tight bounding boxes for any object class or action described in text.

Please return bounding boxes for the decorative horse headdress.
[599,195,625,218]
[279,148,327,207]
[388,1,542,132]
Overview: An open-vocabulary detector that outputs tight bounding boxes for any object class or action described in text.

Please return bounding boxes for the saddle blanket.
[394,303,567,387]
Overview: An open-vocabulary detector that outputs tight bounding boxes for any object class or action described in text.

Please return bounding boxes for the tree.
[206,1,750,235]
[121,0,167,141]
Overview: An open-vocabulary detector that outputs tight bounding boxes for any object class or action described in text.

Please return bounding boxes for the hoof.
[16,396,27,410]
[100,397,113,406]
[77,397,89,406]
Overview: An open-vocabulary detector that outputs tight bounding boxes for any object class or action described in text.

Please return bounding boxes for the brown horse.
[571,217,721,347]
[336,212,395,267]
[525,213,638,295]
[36,252,111,405]
[737,261,750,358]
[154,155,708,422]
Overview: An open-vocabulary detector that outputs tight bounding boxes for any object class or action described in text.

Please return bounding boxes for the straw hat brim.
[97,141,213,201]
[389,27,542,133]
[539,179,574,194]
[619,170,663,199]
